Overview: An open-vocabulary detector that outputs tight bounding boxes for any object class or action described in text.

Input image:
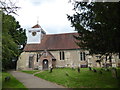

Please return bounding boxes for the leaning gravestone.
[111,68,117,79]
[89,67,92,71]
[65,72,69,76]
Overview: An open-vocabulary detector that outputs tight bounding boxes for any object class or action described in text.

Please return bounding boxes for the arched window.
[36,54,39,62]
[80,52,86,61]
[60,51,65,60]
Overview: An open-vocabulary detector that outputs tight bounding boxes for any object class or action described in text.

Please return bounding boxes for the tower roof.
[32,24,41,28]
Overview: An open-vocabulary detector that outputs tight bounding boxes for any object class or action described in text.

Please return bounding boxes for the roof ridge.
[46,32,78,36]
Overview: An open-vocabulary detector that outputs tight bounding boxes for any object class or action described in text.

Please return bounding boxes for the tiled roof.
[32,24,41,28]
[24,33,80,51]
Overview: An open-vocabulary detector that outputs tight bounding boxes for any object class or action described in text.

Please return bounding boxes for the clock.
[32,32,36,36]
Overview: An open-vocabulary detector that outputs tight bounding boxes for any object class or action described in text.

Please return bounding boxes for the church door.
[43,59,48,70]
[29,56,34,68]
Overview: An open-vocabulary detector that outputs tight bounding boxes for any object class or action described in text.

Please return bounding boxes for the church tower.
[26,24,46,44]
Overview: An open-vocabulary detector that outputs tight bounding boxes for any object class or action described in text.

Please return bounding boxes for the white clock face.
[32,32,36,36]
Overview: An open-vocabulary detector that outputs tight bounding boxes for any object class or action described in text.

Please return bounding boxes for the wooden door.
[43,59,48,70]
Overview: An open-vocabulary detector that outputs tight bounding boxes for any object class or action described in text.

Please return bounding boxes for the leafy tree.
[2,12,27,70]
[68,1,120,56]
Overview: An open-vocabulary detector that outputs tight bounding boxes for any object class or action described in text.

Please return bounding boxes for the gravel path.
[9,71,66,88]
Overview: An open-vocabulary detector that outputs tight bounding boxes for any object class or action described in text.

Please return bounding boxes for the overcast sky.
[14,0,77,34]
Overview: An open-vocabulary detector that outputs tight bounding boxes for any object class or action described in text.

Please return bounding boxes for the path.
[9,71,65,88]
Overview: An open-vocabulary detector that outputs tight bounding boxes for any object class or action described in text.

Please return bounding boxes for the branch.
[0,0,20,15]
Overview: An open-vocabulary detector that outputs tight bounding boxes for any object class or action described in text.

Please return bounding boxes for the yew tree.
[68,1,120,55]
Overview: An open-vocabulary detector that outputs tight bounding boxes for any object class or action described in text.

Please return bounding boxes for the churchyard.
[22,67,120,88]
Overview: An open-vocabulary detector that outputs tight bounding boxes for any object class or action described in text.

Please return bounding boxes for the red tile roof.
[32,24,41,28]
[24,33,80,51]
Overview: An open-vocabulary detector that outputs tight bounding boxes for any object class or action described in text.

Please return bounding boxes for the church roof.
[24,33,80,51]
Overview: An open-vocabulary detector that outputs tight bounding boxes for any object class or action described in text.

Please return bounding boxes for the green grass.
[35,68,120,88]
[21,70,40,74]
[2,72,27,89]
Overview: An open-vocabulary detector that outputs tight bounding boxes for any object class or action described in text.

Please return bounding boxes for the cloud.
[14,0,75,34]
[27,0,56,6]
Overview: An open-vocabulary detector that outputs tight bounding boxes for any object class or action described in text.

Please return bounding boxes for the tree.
[0,0,26,70]
[67,1,120,56]
[2,12,27,70]
[0,0,20,14]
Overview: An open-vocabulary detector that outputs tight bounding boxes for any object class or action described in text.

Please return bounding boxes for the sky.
[14,0,77,34]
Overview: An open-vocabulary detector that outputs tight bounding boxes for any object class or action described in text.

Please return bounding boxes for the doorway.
[29,56,34,68]
[43,59,48,70]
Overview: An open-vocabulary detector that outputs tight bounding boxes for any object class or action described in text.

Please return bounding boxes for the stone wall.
[17,50,120,70]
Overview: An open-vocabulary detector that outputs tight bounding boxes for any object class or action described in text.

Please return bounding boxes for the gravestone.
[49,67,53,73]
[65,72,69,76]
[77,67,80,73]
[5,76,10,82]
[89,67,92,71]
[111,68,117,79]
[93,69,97,72]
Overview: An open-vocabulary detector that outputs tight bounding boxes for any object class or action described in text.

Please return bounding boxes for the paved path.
[9,71,65,88]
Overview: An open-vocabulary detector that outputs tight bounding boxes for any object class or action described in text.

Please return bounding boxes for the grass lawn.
[35,68,120,88]
[21,70,40,74]
[2,72,27,89]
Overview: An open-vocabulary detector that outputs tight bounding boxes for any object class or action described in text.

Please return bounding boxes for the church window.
[80,52,83,61]
[80,52,86,61]
[36,54,39,62]
[60,51,65,60]
[83,52,86,60]
[62,51,65,60]
[60,52,61,60]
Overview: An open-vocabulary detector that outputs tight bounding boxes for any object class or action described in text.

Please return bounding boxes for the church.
[17,24,120,70]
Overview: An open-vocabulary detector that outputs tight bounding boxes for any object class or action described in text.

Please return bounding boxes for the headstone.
[65,72,69,76]
[49,67,53,73]
[5,76,10,82]
[111,68,117,79]
[89,67,92,71]
[77,67,80,73]
[93,69,97,72]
